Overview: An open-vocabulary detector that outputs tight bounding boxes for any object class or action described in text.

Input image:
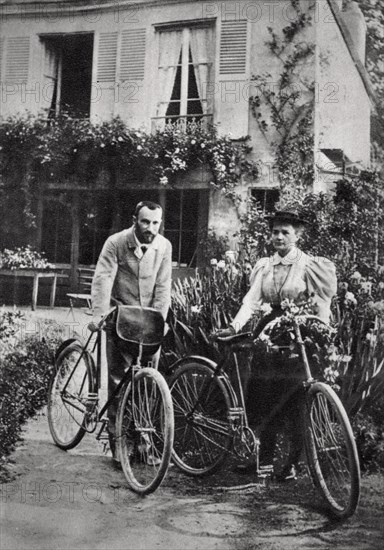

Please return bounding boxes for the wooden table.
[0,269,65,310]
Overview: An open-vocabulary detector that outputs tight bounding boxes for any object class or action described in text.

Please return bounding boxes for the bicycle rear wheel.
[169,361,233,476]
[304,382,360,519]
[116,367,174,495]
[47,342,96,450]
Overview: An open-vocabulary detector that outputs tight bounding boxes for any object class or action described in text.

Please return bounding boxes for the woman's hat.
[265,210,311,227]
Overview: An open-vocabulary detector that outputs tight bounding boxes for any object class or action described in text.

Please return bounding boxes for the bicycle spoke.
[305,383,360,518]
[117,368,173,494]
[170,362,233,476]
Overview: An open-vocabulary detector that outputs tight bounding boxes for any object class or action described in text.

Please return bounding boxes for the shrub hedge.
[0,310,64,480]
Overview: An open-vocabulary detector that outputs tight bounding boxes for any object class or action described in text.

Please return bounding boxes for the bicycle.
[47,305,174,495]
[169,314,361,519]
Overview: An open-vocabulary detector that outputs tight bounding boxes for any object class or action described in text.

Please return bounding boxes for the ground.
[1,408,384,550]
[1,307,384,549]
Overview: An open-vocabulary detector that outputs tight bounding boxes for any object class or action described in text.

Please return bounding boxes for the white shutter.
[120,29,146,81]
[217,20,249,138]
[4,37,30,83]
[219,20,247,75]
[97,32,118,83]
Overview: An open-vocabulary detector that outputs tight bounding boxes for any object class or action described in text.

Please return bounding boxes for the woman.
[216,210,337,477]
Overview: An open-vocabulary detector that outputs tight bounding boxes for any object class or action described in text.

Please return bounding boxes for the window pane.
[41,200,72,263]
[164,189,199,266]
[79,193,113,265]
[251,189,280,213]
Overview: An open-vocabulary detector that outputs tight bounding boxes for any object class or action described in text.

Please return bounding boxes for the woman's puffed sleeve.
[305,257,337,322]
[230,258,267,332]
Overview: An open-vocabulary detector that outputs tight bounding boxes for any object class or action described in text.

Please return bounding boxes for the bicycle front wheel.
[47,342,96,450]
[169,362,233,476]
[304,382,360,519]
[116,367,174,495]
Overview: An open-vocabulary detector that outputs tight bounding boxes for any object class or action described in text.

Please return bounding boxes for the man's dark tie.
[141,246,148,255]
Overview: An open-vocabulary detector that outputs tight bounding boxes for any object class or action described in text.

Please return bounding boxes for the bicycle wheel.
[116,367,174,495]
[169,361,233,476]
[48,342,96,450]
[304,382,360,519]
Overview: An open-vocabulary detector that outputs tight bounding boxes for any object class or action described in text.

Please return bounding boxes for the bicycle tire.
[304,382,360,519]
[169,361,233,476]
[47,341,96,450]
[116,367,174,495]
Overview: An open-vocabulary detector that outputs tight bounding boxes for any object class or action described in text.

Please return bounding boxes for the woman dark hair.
[215,210,337,478]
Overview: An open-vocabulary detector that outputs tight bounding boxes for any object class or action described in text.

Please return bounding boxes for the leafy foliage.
[0,114,260,238]
[277,172,384,278]
[355,0,384,164]
[0,310,64,479]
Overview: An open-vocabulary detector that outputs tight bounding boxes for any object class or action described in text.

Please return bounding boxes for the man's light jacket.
[91,226,172,320]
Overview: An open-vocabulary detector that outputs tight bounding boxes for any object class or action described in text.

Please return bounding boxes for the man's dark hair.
[134,201,162,218]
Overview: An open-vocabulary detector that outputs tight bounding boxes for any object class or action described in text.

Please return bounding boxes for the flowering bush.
[0,114,260,221]
[163,256,254,364]
[0,246,53,270]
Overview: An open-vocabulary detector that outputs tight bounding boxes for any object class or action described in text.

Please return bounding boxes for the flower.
[345,291,357,305]
[351,270,362,282]
[210,258,218,266]
[159,176,168,186]
[217,260,226,269]
[360,281,372,294]
[260,303,273,315]
[191,305,202,314]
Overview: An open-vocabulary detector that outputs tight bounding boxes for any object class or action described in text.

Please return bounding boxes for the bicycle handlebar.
[216,314,328,345]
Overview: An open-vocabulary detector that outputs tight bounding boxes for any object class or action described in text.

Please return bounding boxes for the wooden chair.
[67,268,95,319]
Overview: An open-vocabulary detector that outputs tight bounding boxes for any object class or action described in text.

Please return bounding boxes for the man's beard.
[135,225,155,244]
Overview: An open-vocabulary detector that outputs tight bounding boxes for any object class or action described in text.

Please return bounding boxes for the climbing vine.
[249,0,315,201]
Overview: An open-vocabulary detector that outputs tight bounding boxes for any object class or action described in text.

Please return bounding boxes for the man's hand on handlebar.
[87,321,100,333]
[211,326,236,340]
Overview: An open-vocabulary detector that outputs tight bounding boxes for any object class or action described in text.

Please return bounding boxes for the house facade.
[0,0,373,287]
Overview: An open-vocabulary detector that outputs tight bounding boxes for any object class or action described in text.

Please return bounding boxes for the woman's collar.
[272,247,302,265]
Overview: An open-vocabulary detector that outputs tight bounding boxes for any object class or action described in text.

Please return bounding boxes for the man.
[90,201,172,457]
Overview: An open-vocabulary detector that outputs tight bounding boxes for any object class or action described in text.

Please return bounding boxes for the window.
[79,193,115,266]
[41,34,94,118]
[41,189,205,268]
[250,189,280,213]
[154,25,214,130]
[164,189,200,267]
[41,199,72,263]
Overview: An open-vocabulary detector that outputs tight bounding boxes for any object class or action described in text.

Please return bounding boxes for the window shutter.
[217,20,249,138]
[120,29,146,81]
[97,32,118,82]
[4,37,30,83]
[219,20,247,75]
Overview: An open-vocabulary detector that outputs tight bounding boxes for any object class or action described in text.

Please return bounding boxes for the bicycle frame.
[58,327,149,436]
